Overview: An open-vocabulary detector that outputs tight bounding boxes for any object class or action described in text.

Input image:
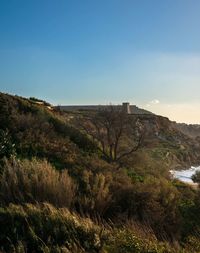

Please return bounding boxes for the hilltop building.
[56,102,152,115]
[122,102,131,114]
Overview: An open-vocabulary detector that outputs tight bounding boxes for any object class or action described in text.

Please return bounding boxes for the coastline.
[170,166,200,187]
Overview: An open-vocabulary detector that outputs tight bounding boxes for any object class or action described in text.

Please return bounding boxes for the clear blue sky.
[1,0,200,122]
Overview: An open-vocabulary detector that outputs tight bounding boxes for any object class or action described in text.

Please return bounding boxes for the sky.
[0,0,200,123]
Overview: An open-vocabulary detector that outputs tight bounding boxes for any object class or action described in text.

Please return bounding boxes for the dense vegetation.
[0,92,200,252]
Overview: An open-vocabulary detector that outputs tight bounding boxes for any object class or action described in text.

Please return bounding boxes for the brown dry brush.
[0,157,76,208]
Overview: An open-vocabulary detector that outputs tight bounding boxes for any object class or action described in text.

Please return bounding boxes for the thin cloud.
[145,99,160,107]
[150,99,160,105]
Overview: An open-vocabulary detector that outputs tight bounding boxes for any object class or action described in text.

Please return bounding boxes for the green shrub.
[0,129,16,159]
[184,235,200,253]
[105,228,183,253]
[49,117,98,153]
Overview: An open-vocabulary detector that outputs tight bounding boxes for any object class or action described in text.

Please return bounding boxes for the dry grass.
[0,203,104,253]
[0,157,76,207]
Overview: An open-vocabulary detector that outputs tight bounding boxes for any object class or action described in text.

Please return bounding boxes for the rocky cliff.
[173,122,200,138]
[136,114,200,170]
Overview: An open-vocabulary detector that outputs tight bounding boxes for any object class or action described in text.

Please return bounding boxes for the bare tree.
[77,105,144,163]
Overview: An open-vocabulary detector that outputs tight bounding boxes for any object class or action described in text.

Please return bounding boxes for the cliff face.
[137,114,200,169]
[173,122,200,138]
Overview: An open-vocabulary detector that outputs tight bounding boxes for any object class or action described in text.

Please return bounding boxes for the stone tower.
[122,102,131,114]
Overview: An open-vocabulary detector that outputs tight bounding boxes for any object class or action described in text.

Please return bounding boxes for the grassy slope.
[1,92,199,173]
[1,92,200,253]
[0,92,101,170]
[0,203,188,253]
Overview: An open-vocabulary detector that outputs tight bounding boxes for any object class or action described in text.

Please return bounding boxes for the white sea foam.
[170,166,200,183]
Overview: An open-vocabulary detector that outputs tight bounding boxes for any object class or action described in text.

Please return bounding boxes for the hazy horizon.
[1,1,200,124]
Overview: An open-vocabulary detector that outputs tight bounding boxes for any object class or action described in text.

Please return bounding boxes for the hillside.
[1,92,200,252]
[135,114,200,170]
[1,92,199,171]
[65,106,200,172]
[173,122,200,138]
[0,92,101,170]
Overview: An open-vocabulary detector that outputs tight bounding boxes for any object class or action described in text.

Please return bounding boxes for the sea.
[170,166,200,184]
